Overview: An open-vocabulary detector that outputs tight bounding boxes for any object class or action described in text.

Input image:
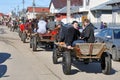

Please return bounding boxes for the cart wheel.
[101,52,111,75]
[22,32,27,43]
[62,51,71,75]
[30,37,33,48]
[20,34,23,41]
[32,36,37,51]
[10,26,12,31]
[50,43,54,49]
[21,33,24,41]
[52,45,58,64]
[19,30,22,38]
[112,47,119,61]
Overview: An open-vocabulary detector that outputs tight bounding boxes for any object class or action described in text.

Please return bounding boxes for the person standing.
[100,21,104,29]
[103,22,107,28]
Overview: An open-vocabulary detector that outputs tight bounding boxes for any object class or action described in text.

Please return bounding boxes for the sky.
[0,0,51,14]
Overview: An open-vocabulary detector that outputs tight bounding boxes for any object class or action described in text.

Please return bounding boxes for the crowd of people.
[6,16,96,49]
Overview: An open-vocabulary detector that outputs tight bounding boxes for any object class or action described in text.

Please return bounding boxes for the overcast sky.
[0,0,51,14]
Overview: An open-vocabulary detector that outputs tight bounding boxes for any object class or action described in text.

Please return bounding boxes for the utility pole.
[67,0,71,23]
[22,0,25,23]
[17,5,19,17]
[33,0,35,18]
[23,0,24,9]
[14,8,17,18]
[23,0,25,12]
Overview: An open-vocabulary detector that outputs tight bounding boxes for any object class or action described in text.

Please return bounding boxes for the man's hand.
[67,46,73,49]
[80,36,85,40]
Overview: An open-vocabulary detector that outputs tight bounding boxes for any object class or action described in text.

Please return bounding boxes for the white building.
[107,0,120,26]
[0,13,3,22]
[49,2,59,14]
[49,0,113,27]
[78,0,112,27]
[26,7,49,19]
[49,0,83,23]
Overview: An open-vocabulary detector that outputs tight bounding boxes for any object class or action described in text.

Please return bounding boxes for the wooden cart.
[30,27,60,51]
[30,32,57,51]
[53,42,111,75]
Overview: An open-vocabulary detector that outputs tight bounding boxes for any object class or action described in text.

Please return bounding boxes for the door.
[105,29,113,50]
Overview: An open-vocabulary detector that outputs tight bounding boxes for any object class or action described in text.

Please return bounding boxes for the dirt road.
[0,25,120,80]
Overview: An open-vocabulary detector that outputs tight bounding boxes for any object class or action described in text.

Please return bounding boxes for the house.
[107,0,120,26]
[26,7,49,19]
[90,1,112,27]
[78,0,112,28]
[49,0,83,13]
[57,6,82,23]
[0,13,4,21]
[0,13,9,21]
[49,0,83,23]
[49,0,113,26]
[0,13,9,25]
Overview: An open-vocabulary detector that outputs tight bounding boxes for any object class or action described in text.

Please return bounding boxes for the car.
[95,27,120,61]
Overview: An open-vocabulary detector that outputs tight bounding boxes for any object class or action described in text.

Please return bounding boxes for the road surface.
[0,25,120,80]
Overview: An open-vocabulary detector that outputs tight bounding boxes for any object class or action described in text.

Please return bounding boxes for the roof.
[58,6,80,14]
[107,0,120,5]
[50,0,83,9]
[4,15,9,17]
[27,7,49,13]
[0,13,4,16]
[91,2,112,11]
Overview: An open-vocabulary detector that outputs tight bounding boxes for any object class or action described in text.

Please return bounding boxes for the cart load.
[53,42,111,75]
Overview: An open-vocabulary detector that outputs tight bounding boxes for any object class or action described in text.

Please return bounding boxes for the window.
[114,29,120,39]
[107,29,113,37]
[98,29,108,37]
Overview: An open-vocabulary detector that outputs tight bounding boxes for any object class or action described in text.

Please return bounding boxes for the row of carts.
[18,24,112,75]
[18,28,56,51]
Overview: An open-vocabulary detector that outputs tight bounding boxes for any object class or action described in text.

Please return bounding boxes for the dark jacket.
[65,26,80,46]
[58,26,68,42]
[81,23,95,43]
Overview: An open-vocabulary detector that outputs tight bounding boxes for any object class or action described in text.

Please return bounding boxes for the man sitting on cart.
[37,17,47,34]
[80,19,95,43]
[52,21,65,41]
[64,21,83,49]
[65,19,95,49]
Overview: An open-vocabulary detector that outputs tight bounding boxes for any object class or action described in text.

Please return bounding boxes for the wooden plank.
[55,42,107,59]
[75,43,107,58]
[76,56,100,59]
[40,39,54,42]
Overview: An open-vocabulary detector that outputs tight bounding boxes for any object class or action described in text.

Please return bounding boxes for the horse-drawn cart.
[30,31,57,51]
[53,42,111,75]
